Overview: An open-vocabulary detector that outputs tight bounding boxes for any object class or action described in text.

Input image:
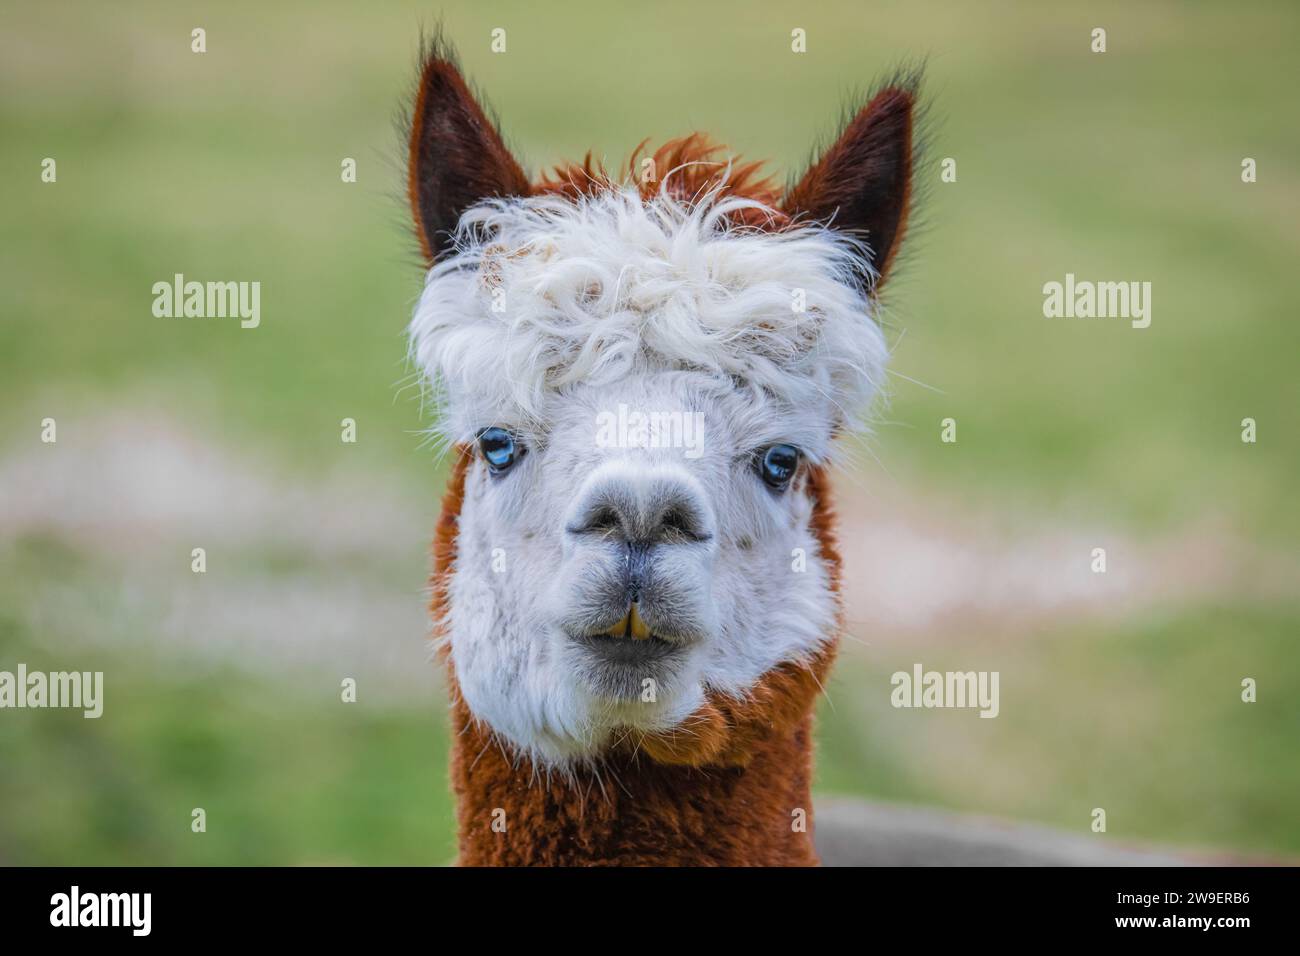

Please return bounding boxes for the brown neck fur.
[431,450,841,866]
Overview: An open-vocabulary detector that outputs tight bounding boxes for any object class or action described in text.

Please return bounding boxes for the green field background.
[1,1,1296,864]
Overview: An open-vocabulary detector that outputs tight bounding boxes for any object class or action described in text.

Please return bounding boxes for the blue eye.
[478,427,520,474]
[758,444,800,490]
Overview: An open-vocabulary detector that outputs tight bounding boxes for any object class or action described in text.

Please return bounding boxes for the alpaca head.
[407,43,916,768]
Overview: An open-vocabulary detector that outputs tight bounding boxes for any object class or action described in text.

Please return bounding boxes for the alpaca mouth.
[570,603,685,680]
[602,604,653,640]
[580,604,678,655]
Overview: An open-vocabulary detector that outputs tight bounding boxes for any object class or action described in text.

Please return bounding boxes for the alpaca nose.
[564,468,714,548]
[562,465,717,646]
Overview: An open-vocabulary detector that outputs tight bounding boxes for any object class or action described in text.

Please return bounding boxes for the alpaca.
[406,38,917,866]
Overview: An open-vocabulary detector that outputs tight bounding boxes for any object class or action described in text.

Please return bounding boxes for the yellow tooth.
[629,604,651,640]
[610,610,630,639]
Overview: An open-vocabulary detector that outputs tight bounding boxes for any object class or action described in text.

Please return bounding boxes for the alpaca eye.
[757,444,800,490]
[478,427,521,474]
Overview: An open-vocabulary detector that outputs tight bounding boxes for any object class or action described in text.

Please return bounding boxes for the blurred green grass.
[819,601,1300,858]
[0,531,454,865]
[0,607,455,865]
[1,0,1297,862]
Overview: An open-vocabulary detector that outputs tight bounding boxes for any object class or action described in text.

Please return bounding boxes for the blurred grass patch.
[818,600,1300,857]
[0,605,455,865]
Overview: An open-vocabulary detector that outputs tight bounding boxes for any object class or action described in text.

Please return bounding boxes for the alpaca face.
[405,43,915,767]
[438,366,844,765]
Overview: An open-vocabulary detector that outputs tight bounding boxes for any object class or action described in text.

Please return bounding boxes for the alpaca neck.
[448,693,820,866]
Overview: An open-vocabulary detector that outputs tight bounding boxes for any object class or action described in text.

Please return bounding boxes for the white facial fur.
[410,184,888,768]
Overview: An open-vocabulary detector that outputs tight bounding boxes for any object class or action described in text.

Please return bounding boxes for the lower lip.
[574,633,681,665]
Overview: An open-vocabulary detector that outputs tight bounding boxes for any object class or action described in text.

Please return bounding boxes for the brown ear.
[407,39,530,263]
[783,79,918,289]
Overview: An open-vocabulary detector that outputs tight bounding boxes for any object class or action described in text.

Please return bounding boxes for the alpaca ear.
[783,82,917,289]
[407,45,530,262]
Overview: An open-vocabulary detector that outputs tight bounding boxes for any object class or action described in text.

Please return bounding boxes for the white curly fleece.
[409,183,889,449]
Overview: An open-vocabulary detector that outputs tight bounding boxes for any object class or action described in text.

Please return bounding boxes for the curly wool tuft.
[409,177,890,443]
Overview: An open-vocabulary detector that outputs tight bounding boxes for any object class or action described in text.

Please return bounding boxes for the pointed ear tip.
[869,85,917,115]
[418,55,463,90]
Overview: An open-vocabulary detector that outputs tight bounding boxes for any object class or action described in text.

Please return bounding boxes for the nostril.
[650,494,712,543]
[659,507,696,540]
[566,504,623,538]
[588,507,621,535]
